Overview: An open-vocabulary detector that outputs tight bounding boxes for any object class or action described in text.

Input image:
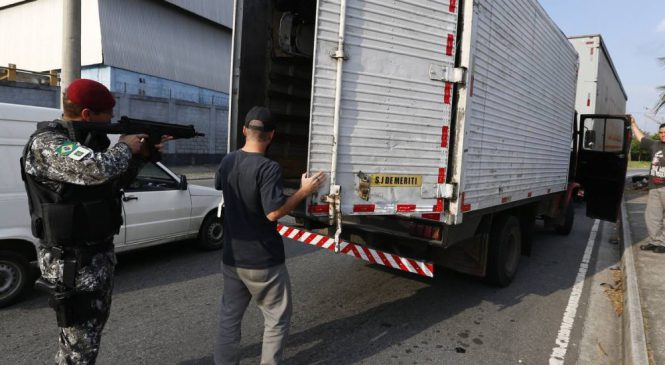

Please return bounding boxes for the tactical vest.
[20,121,123,247]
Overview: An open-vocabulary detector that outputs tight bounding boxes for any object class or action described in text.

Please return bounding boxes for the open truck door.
[575,114,630,222]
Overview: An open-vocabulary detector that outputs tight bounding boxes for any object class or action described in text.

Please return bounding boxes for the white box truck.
[569,34,627,117]
[228,0,630,285]
[569,34,627,153]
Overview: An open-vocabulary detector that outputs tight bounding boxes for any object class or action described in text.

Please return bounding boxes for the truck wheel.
[198,212,224,251]
[555,203,575,236]
[485,215,522,287]
[0,251,30,308]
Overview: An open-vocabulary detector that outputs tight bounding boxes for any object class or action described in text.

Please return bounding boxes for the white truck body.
[230,0,578,225]
[569,34,627,117]
[569,35,627,153]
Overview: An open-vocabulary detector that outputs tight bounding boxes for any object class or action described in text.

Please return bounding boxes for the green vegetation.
[629,161,650,169]
[631,132,658,161]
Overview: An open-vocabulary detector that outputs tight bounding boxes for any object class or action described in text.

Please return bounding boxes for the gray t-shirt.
[641,138,665,189]
[215,150,287,269]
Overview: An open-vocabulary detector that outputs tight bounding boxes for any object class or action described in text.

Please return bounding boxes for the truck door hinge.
[438,183,457,200]
[330,49,348,60]
[323,185,343,252]
[429,66,467,85]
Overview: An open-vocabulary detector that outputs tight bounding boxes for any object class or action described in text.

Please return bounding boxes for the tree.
[657,57,665,113]
[631,132,658,161]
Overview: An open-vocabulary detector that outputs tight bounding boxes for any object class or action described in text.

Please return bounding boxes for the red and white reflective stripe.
[449,0,457,13]
[446,34,454,56]
[277,224,434,278]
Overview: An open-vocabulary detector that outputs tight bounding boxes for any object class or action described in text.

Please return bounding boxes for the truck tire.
[198,212,224,251]
[555,203,574,236]
[0,251,30,308]
[485,215,522,287]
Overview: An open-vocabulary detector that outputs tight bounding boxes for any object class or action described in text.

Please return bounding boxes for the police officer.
[21,79,166,364]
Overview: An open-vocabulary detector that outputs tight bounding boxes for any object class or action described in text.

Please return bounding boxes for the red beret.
[66,79,115,113]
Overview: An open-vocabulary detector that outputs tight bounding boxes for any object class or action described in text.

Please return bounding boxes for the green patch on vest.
[55,141,77,156]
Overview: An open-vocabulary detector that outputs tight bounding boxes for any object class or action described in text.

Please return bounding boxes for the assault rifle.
[63,116,205,161]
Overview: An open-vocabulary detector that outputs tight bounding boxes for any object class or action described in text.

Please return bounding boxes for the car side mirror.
[178,175,188,190]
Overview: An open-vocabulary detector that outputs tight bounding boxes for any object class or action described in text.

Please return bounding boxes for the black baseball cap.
[244,106,276,132]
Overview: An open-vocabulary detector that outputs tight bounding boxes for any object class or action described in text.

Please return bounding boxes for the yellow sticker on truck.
[370,174,422,187]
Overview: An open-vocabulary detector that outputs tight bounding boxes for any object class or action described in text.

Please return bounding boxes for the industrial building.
[0,0,234,164]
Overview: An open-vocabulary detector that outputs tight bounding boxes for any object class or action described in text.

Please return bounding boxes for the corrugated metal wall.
[309,0,458,214]
[0,0,231,93]
[98,0,231,92]
[164,0,234,29]
[0,79,226,162]
[569,37,598,116]
[457,0,578,213]
[595,43,627,115]
[113,93,228,164]
[569,36,626,119]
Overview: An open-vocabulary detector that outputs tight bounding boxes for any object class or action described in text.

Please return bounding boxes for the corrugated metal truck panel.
[309,0,458,215]
[450,0,578,217]
[569,35,627,117]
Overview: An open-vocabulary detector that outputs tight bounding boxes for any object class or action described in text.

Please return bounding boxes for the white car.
[0,103,224,308]
[116,161,223,253]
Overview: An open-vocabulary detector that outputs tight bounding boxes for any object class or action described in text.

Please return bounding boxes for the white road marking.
[549,219,600,365]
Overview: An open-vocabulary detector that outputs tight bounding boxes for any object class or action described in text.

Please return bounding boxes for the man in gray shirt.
[214,106,325,364]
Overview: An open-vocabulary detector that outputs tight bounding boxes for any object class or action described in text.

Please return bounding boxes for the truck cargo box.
[569,34,627,117]
[228,0,578,225]
[569,34,627,152]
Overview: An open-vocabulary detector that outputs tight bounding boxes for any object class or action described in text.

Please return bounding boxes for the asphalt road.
[0,200,617,365]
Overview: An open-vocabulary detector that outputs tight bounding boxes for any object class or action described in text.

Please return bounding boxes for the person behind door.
[214,106,325,364]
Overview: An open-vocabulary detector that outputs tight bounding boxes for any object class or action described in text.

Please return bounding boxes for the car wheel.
[0,251,30,308]
[198,212,224,251]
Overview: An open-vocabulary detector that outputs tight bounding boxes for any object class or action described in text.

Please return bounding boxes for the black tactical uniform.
[21,120,138,364]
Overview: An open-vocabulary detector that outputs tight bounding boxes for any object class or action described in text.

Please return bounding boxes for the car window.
[125,162,179,191]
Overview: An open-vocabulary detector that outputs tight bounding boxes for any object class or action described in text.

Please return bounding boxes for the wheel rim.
[0,260,20,297]
[206,220,223,242]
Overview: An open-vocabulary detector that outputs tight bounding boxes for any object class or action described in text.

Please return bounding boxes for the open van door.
[575,114,631,222]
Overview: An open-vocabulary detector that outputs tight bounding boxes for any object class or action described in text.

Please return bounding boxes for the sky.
[540,0,665,132]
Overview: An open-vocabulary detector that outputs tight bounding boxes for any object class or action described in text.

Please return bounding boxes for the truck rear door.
[575,114,630,222]
[307,0,461,216]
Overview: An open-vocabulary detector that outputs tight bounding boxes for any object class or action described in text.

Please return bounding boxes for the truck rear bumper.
[277,224,434,278]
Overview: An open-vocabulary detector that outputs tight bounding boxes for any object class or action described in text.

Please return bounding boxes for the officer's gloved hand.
[119,134,148,155]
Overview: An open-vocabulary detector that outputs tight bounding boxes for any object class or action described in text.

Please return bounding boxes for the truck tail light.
[409,223,442,241]
[309,204,329,214]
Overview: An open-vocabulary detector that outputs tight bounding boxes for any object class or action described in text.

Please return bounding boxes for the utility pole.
[61,0,81,106]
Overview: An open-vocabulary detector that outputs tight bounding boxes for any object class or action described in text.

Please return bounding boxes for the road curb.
[620,200,650,365]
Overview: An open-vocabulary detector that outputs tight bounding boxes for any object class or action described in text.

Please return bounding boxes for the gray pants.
[645,187,665,247]
[215,263,292,365]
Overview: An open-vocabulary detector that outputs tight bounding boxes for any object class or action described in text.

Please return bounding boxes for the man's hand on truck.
[266,171,326,222]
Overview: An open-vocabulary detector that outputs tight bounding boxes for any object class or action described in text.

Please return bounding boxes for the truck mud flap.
[277,224,434,278]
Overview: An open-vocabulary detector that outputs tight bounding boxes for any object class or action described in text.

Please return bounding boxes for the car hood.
[188,184,222,197]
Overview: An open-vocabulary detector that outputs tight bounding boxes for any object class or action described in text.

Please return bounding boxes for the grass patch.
[629,161,650,169]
